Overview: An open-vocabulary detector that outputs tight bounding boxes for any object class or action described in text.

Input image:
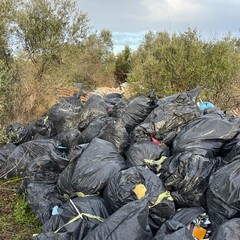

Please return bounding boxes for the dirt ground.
[0,179,41,240]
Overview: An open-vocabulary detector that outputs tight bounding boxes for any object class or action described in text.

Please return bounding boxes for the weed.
[0,177,41,239]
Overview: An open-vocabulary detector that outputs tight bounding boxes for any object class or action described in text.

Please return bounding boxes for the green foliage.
[0,177,41,239]
[0,0,15,66]
[14,194,38,225]
[128,29,240,109]
[0,60,19,123]
[49,29,115,90]
[0,125,8,146]
[14,0,90,76]
[0,0,116,124]
[114,45,132,85]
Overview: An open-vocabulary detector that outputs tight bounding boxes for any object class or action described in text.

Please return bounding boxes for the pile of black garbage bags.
[1,87,240,240]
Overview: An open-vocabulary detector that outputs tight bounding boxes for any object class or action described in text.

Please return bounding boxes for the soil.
[0,179,41,240]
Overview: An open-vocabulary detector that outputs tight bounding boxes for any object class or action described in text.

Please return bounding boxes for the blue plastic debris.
[199,102,214,111]
[57,145,68,150]
[52,206,59,215]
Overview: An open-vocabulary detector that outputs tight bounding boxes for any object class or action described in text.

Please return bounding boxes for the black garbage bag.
[19,150,69,192]
[27,182,65,224]
[109,99,128,118]
[223,140,240,163]
[160,152,221,207]
[0,144,16,173]
[172,114,240,158]
[48,96,83,133]
[58,138,126,195]
[170,207,206,225]
[211,218,240,240]
[84,198,153,240]
[6,122,34,145]
[53,129,81,149]
[33,115,57,138]
[78,95,109,131]
[202,106,226,116]
[1,139,68,179]
[38,196,111,240]
[103,93,123,105]
[219,130,240,160]
[98,118,129,155]
[154,207,211,240]
[131,88,201,145]
[57,144,89,197]
[206,157,240,229]
[103,167,175,231]
[117,94,157,133]
[33,232,70,240]
[153,220,194,240]
[157,87,201,105]
[78,117,112,144]
[126,140,170,172]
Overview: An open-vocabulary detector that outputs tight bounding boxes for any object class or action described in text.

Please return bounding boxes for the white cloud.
[141,0,208,22]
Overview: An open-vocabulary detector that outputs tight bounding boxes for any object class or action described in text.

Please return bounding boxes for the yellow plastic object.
[192,226,207,239]
[150,191,174,208]
[132,184,147,199]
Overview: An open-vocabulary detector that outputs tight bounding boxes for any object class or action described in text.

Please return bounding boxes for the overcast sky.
[78,0,240,53]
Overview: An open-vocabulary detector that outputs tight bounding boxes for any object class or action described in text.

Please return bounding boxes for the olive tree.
[14,0,90,76]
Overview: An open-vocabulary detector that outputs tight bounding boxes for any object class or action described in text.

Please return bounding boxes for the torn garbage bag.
[103,167,175,231]
[126,140,169,172]
[131,88,201,145]
[58,138,126,195]
[159,152,220,207]
[172,114,240,158]
[206,157,240,229]
[84,198,153,240]
[38,196,110,240]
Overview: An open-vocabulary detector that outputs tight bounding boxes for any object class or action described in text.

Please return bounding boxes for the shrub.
[127,29,240,109]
